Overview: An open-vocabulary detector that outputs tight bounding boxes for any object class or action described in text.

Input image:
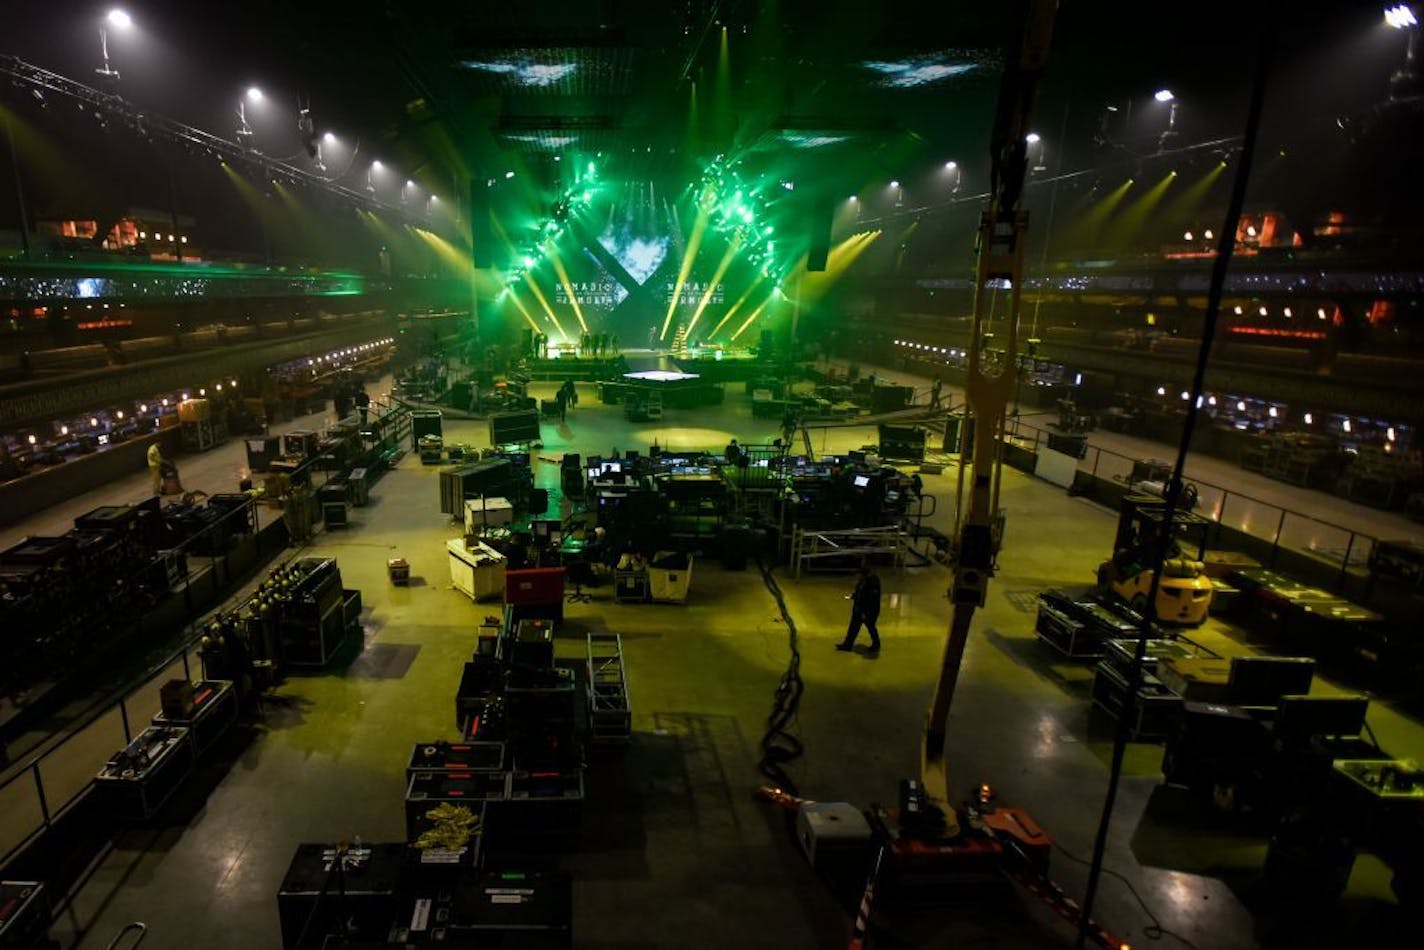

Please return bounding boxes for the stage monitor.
[853,475,871,488]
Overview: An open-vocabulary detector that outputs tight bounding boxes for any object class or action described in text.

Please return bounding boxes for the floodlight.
[1025,133,1041,143]
[107,9,132,29]
[1385,5,1418,28]
[1154,89,1175,102]
[246,87,263,102]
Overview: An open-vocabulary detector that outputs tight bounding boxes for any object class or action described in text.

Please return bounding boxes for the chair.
[565,557,595,603]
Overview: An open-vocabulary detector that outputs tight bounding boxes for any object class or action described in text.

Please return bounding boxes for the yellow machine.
[1096,493,1214,626]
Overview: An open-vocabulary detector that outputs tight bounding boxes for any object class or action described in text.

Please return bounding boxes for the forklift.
[1096,492,1213,627]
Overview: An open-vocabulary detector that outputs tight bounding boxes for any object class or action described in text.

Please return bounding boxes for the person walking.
[836,565,882,655]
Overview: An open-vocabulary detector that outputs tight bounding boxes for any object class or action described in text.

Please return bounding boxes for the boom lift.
[760,3,1128,947]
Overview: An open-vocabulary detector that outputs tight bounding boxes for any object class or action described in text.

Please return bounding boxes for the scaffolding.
[586,634,631,745]
[789,524,910,578]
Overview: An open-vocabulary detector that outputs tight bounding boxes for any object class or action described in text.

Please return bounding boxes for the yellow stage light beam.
[660,206,709,340]
[545,244,589,334]
[685,237,742,339]
[802,230,881,303]
[1106,171,1176,247]
[1159,161,1227,224]
[413,227,473,277]
[708,274,765,338]
[505,285,543,334]
[522,273,568,340]
[1060,177,1134,249]
[729,292,775,342]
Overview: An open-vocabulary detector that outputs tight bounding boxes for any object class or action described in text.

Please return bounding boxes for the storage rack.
[587,634,631,745]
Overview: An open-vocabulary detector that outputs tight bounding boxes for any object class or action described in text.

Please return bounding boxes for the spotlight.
[890,180,900,188]
[505,170,516,179]
[1268,406,1278,418]
[1343,419,1352,433]
[1233,306,1243,315]
[90,417,99,427]
[1025,133,1041,143]
[371,160,383,170]
[246,86,263,102]
[1246,225,1257,236]
[1304,412,1313,424]
[945,160,957,169]
[1317,307,1328,320]
[1387,426,1397,442]
[1154,89,1175,102]
[323,131,336,144]
[61,426,69,435]
[1259,306,1268,316]
[1385,5,1418,28]
[139,404,147,412]
[1180,391,1190,401]
[107,8,132,29]
[1183,230,1194,241]
[1156,386,1166,396]
[1237,401,1247,412]
[1203,229,1214,239]
[27,435,36,445]
[1283,307,1292,318]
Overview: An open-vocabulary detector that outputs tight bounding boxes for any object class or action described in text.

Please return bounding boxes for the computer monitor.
[853,474,870,488]
[601,461,622,474]
[754,458,770,468]
[587,466,600,480]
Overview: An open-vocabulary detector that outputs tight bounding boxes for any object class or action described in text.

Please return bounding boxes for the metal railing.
[0,404,412,871]
[1005,418,1381,580]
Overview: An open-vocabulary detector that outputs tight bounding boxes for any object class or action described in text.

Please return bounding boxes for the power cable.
[1053,841,1201,949]
[756,558,805,796]
[1074,3,1281,947]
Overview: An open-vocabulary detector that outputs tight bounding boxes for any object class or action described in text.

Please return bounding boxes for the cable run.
[756,558,806,797]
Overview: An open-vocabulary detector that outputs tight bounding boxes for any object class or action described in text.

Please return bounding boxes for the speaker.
[759,329,774,355]
[529,488,549,515]
[489,409,541,445]
[806,199,833,272]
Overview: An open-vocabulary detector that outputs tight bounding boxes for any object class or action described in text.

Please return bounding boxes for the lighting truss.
[0,54,422,222]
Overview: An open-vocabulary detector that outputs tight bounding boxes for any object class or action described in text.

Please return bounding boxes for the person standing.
[148,442,164,495]
[836,565,882,654]
[355,387,371,425]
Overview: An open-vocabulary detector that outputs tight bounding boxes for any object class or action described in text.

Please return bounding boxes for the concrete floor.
[9,376,1417,948]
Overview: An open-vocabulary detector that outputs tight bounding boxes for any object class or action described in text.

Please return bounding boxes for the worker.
[724,438,741,464]
[930,376,943,409]
[355,387,371,425]
[148,442,164,495]
[836,565,882,655]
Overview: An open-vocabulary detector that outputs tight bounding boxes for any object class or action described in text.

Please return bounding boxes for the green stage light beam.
[708,274,765,339]
[660,205,710,340]
[522,273,568,340]
[685,237,743,339]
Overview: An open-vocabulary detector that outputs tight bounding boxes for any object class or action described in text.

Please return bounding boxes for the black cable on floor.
[756,558,805,796]
[1074,4,1280,947]
[1052,841,1201,950]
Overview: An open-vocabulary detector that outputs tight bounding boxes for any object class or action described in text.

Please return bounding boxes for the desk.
[447,538,507,602]
[464,496,514,532]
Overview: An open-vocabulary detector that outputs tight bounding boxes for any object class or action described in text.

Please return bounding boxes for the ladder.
[586,634,631,744]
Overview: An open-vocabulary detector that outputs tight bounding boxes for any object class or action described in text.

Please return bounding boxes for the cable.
[756,558,806,796]
[1052,842,1200,950]
[1075,4,1281,947]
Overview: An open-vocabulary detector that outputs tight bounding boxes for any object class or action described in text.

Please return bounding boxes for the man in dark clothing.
[836,566,882,654]
[355,388,371,425]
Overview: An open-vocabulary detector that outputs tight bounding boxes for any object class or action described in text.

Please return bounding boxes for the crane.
[922,0,1058,839]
